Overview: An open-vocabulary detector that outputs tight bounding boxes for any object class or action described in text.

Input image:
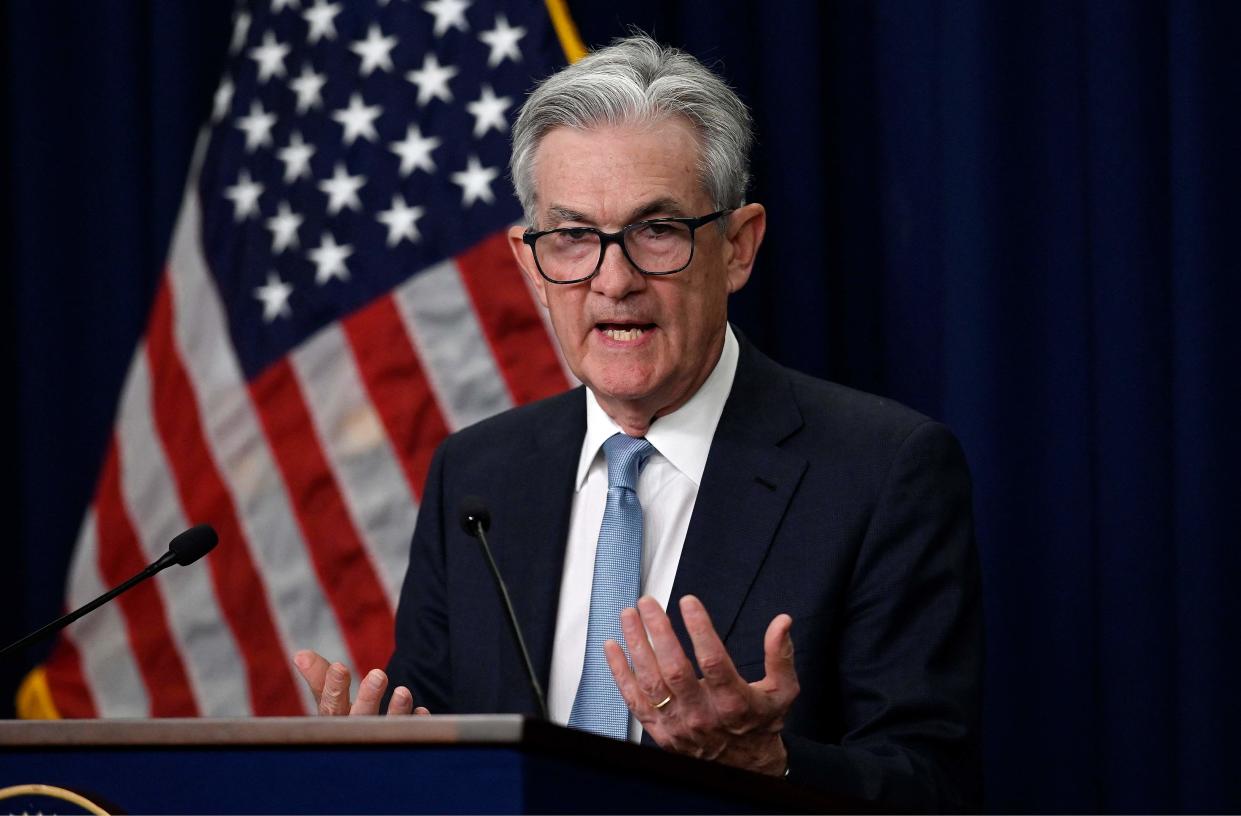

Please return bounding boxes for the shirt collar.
[575,324,740,490]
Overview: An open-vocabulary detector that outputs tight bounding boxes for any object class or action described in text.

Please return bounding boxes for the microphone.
[1,524,219,659]
[153,524,219,570]
[458,497,549,720]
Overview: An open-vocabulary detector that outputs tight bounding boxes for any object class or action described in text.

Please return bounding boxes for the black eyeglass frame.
[521,209,732,285]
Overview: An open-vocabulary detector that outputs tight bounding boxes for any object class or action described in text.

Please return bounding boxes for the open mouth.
[596,322,656,342]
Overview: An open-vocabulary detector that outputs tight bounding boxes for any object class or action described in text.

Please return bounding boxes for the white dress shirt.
[547,326,740,740]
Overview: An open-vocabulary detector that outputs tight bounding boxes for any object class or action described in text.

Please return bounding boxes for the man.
[295,35,982,810]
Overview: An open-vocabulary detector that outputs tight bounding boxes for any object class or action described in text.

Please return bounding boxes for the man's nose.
[591,240,646,299]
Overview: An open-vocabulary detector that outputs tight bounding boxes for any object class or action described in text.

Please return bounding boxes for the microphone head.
[458,496,491,537]
[168,524,219,566]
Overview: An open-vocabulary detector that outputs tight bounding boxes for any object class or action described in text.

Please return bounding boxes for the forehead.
[531,118,710,222]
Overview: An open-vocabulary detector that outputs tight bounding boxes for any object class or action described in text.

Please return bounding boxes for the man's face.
[509,118,765,427]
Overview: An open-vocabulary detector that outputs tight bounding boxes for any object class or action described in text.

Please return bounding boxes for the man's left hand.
[603,594,798,777]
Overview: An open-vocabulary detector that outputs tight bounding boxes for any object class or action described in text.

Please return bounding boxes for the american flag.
[26,0,581,717]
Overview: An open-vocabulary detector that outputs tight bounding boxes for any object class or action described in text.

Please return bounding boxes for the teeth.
[603,327,644,341]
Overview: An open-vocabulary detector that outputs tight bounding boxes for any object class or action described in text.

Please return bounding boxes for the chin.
[582,367,661,405]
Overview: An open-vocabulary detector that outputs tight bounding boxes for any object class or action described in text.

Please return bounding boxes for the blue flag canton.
[200,0,563,379]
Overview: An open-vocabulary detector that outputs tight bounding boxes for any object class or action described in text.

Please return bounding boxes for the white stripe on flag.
[393,259,513,431]
[63,511,149,717]
[115,347,252,716]
[291,323,419,606]
[167,187,353,698]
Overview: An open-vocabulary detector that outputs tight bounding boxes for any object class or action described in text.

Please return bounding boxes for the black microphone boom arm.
[1,525,218,659]
[458,497,549,720]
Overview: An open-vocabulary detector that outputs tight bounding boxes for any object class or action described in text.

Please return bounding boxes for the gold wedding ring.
[652,694,673,710]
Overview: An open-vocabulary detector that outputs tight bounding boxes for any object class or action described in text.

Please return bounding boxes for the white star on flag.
[271,0,300,11]
[478,14,526,67]
[289,64,327,113]
[350,24,398,76]
[236,100,277,152]
[224,169,264,221]
[302,0,342,44]
[466,84,511,137]
[253,271,293,322]
[265,202,304,253]
[230,11,251,54]
[422,0,471,37]
[308,232,354,284]
[277,131,316,182]
[332,93,383,145]
[249,31,291,83]
[406,53,458,106]
[212,78,234,123]
[451,155,498,206]
[318,163,366,214]
[377,194,426,246]
[390,125,441,176]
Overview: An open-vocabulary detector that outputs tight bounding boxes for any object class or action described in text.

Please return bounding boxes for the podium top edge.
[0,714,528,747]
[1,716,862,812]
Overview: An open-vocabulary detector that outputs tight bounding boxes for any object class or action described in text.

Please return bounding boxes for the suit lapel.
[494,388,586,695]
[667,337,807,653]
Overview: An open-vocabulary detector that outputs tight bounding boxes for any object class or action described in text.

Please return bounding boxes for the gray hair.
[510,34,753,225]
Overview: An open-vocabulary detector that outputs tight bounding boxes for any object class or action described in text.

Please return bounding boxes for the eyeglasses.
[521,210,731,285]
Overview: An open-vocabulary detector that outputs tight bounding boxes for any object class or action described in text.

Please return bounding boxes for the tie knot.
[602,433,654,492]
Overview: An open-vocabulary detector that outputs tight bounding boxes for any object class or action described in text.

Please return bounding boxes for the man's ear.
[723,203,766,294]
[508,225,549,308]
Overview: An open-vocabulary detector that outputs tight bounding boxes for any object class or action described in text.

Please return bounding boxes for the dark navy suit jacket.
[386,334,983,811]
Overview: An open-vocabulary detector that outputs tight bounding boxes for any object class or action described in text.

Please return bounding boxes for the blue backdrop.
[3,1,1238,811]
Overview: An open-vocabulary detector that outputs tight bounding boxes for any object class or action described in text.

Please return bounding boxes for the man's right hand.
[293,650,430,716]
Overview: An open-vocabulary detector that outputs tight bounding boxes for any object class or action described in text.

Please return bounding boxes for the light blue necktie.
[568,433,655,740]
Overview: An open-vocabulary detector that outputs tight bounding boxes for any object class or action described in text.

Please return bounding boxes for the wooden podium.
[0,716,845,813]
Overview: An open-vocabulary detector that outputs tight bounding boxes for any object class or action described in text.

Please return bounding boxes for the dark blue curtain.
[1,0,233,721]
[4,1,1238,811]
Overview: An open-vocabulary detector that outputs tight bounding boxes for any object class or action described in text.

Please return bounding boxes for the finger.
[293,650,332,701]
[351,668,387,715]
[387,685,415,716]
[318,662,353,716]
[605,639,672,743]
[603,637,651,720]
[620,606,675,711]
[413,706,432,716]
[760,613,799,704]
[679,595,752,730]
[680,595,744,688]
[636,596,704,706]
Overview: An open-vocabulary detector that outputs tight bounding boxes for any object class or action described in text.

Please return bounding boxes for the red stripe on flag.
[41,636,99,718]
[146,279,305,715]
[455,232,570,403]
[96,439,199,717]
[343,294,450,499]
[249,358,394,673]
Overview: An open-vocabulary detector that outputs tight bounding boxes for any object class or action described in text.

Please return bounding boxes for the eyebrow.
[543,197,689,229]
[545,205,590,224]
